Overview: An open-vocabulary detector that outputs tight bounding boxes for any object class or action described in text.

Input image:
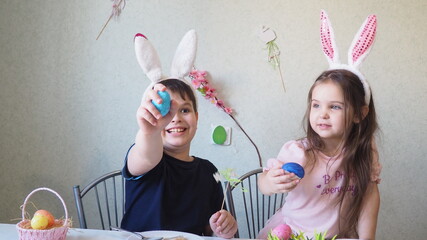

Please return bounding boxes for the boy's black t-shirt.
[121,145,224,235]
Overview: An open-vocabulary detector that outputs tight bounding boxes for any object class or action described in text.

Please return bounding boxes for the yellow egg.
[31,214,49,230]
[34,209,55,227]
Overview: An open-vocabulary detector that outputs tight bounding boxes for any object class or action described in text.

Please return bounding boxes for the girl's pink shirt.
[258,140,381,239]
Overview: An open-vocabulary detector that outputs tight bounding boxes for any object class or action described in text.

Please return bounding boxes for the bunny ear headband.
[134,29,197,96]
[320,10,377,105]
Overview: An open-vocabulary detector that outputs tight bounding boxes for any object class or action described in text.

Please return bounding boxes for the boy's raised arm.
[127,129,164,176]
[127,84,176,176]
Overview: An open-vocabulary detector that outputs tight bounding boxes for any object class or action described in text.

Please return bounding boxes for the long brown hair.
[303,69,378,237]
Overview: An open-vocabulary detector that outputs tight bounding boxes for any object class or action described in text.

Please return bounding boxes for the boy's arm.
[127,84,176,176]
[127,129,164,176]
[203,225,213,237]
[209,210,238,239]
[357,182,380,240]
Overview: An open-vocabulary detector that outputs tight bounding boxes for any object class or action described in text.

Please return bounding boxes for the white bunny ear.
[320,10,340,66]
[348,15,377,68]
[134,33,163,83]
[170,29,197,79]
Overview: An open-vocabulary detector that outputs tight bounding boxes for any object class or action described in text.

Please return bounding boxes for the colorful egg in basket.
[16,187,71,240]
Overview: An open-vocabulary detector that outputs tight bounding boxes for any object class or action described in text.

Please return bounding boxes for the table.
[0,224,232,240]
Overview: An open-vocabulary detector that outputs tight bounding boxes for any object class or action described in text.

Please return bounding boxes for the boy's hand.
[263,162,300,194]
[209,210,237,239]
[136,84,177,134]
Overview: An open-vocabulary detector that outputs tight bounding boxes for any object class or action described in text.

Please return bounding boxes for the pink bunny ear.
[348,15,377,67]
[320,10,340,66]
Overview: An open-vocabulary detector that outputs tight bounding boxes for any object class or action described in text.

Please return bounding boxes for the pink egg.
[272,224,292,240]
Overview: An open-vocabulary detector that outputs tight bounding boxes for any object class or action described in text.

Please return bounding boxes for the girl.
[257,69,381,239]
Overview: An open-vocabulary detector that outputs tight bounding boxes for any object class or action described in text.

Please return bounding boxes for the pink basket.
[16,187,70,240]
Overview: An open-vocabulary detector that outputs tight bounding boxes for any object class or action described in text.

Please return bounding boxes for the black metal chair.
[225,168,286,239]
[73,170,125,229]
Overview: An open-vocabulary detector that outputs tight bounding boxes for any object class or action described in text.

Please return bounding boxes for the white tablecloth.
[0,223,231,240]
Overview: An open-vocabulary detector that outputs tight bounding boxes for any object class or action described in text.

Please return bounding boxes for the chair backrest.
[225,168,286,239]
[73,170,125,230]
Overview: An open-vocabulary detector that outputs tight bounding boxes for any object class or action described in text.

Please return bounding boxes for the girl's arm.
[357,182,380,240]
[259,141,306,195]
[258,164,300,195]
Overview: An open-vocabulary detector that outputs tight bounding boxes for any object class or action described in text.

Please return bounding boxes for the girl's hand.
[136,84,176,134]
[262,163,300,194]
[209,210,238,239]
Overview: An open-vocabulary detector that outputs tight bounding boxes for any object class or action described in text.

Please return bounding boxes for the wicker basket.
[16,187,70,240]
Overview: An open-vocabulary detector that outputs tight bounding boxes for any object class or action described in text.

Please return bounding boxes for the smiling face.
[161,91,198,157]
[309,79,349,148]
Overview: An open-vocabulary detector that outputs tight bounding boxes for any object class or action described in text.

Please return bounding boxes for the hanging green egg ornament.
[212,125,227,145]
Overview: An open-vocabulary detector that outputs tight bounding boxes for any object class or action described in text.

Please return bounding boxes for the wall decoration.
[258,26,286,92]
[213,169,246,210]
[96,0,127,40]
[212,125,231,145]
[189,68,263,167]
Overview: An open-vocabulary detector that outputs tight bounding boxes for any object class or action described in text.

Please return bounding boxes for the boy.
[121,79,237,238]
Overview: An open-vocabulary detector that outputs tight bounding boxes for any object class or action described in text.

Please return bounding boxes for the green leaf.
[219,168,246,192]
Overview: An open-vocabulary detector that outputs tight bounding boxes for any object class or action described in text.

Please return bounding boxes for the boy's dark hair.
[159,79,197,112]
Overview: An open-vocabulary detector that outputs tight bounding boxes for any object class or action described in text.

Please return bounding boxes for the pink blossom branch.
[189,69,263,168]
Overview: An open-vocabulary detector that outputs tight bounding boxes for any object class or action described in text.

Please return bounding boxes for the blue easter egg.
[282,162,305,179]
[151,91,171,116]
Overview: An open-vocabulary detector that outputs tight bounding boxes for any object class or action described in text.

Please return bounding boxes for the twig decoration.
[259,26,286,92]
[96,0,127,40]
[213,169,246,210]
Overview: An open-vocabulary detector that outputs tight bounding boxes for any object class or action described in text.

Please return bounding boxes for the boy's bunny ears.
[320,10,377,105]
[134,29,197,90]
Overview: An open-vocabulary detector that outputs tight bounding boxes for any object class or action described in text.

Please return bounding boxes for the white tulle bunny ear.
[134,30,197,85]
[320,10,340,66]
[134,30,198,101]
[170,29,197,79]
[319,10,377,105]
[134,33,163,83]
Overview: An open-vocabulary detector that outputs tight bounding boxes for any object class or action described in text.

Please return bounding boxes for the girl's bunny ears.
[134,29,197,90]
[320,10,377,105]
